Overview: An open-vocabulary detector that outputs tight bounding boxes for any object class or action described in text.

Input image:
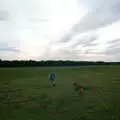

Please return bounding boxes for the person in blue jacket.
[48,72,56,88]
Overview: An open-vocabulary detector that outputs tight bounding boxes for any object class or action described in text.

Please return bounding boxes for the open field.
[0,66,120,120]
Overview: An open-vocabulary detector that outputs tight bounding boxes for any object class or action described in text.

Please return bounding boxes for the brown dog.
[73,82,85,96]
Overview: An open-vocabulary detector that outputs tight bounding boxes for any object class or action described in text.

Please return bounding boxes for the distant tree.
[0,59,120,67]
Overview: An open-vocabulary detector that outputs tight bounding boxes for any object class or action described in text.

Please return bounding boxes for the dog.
[73,82,85,96]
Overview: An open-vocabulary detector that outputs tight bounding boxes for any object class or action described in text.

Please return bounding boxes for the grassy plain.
[0,66,120,120]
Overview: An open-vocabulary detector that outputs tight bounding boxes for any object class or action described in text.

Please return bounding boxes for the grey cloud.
[42,46,104,61]
[82,43,98,48]
[40,49,81,61]
[60,0,120,42]
[105,39,120,56]
[84,49,103,55]
[105,47,120,55]
[110,1,120,14]
[70,34,98,49]
[42,34,99,60]
[0,41,20,52]
[51,49,82,60]
[72,12,120,33]
[53,34,99,60]
[106,39,120,48]
[107,39,120,44]
[84,49,95,54]
[0,47,20,52]
[60,34,103,57]
[77,0,120,13]
[28,17,51,23]
[81,35,98,47]
[60,32,74,42]
[0,10,11,21]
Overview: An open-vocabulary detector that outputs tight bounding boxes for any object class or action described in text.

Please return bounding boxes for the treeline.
[0,59,120,67]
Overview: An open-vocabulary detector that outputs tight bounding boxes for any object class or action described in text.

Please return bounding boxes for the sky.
[0,0,120,61]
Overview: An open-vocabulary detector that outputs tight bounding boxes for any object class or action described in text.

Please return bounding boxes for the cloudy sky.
[0,0,120,61]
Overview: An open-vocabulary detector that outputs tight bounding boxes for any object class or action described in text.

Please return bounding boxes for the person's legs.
[49,80,53,88]
[53,80,55,87]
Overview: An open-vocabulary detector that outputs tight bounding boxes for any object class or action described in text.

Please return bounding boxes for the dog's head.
[73,82,77,86]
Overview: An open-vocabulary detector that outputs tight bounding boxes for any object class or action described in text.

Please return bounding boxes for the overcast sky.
[0,0,120,61]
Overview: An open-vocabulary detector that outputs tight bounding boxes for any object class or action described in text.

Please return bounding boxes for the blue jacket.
[49,72,55,81]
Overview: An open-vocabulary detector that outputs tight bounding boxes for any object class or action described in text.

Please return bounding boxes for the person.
[48,72,56,88]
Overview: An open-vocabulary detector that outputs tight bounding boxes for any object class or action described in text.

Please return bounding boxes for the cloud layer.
[0,0,120,61]
[60,0,120,42]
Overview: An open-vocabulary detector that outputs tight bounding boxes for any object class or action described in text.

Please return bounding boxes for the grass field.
[0,66,120,120]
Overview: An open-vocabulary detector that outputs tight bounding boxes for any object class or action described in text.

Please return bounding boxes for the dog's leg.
[79,88,84,96]
[75,87,79,92]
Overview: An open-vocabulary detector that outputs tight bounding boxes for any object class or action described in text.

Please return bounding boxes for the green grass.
[0,66,120,120]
